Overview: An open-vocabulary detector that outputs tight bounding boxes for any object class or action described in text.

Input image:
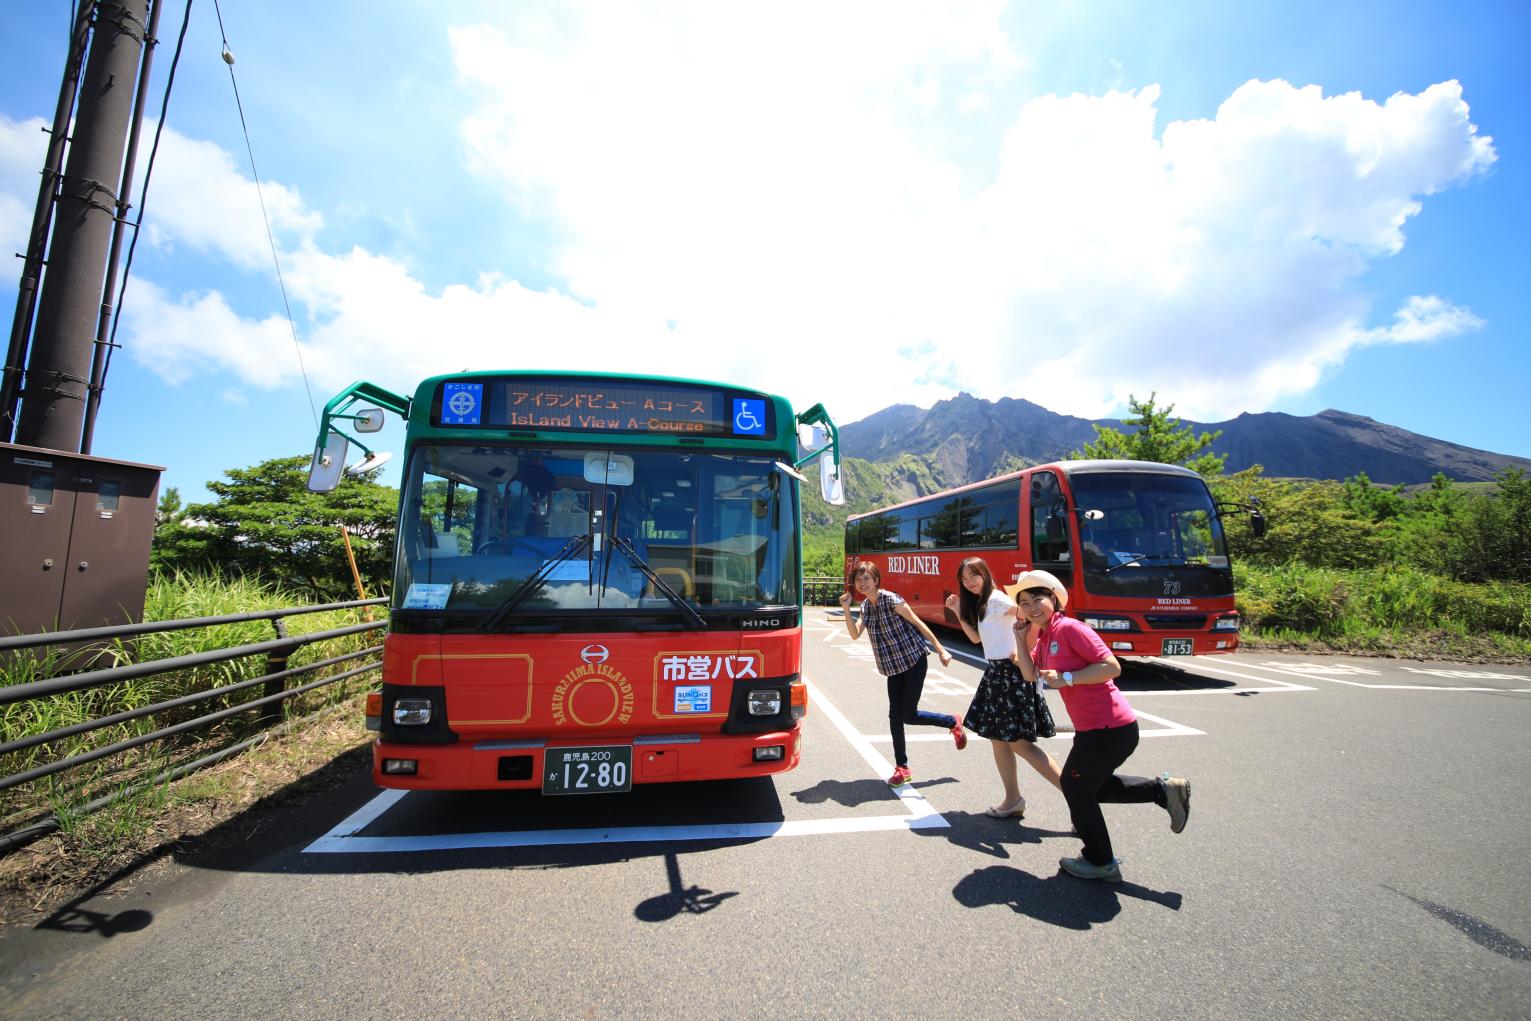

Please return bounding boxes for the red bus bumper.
[371,727,802,790]
[1094,633,1240,657]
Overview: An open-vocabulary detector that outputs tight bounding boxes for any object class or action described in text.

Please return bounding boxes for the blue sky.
[2,0,1526,504]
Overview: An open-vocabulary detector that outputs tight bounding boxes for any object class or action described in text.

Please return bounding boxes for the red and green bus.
[844,460,1263,658]
[307,371,843,792]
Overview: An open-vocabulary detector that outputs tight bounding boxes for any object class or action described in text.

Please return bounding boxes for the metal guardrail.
[0,597,388,855]
[804,575,845,606]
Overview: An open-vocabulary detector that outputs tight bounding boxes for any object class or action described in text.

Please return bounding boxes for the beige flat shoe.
[984,796,1026,818]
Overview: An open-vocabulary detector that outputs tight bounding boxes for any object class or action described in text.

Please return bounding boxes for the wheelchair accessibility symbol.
[733,398,766,436]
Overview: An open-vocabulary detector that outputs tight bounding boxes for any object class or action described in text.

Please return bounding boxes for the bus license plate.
[543,745,632,795]
[1161,639,1194,656]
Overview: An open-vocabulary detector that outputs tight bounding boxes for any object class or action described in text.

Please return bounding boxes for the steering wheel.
[474,539,545,557]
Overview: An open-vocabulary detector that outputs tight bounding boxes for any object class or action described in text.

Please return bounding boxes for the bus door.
[1025,468,1074,588]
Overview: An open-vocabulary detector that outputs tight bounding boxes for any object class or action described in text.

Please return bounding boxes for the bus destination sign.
[434,377,773,438]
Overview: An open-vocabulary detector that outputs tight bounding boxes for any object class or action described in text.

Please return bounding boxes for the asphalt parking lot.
[3,607,1529,1020]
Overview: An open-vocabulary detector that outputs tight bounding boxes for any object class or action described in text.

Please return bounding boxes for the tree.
[1442,468,1531,583]
[153,456,399,599]
[156,486,183,526]
[1071,392,1227,478]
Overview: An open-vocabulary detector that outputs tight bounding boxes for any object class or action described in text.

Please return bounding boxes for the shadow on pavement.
[954,863,1183,928]
[913,808,1073,860]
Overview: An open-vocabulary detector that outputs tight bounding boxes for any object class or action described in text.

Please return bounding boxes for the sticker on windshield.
[402,583,452,609]
[542,559,592,582]
[674,685,712,713]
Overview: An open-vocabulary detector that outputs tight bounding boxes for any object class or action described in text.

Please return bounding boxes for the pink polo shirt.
[1032,614,1135,732]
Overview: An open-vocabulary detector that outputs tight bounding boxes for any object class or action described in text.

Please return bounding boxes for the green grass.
[1234,562,1531,660]
[1,570,382,838]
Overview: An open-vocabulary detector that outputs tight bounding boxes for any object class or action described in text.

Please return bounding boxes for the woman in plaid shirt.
[839,562,965,786]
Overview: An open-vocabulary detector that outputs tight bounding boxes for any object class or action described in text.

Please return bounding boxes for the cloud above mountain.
[0,8,1496,428]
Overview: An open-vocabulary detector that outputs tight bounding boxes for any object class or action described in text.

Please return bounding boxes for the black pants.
[1061,721,1165,865]
[886,656,956,768]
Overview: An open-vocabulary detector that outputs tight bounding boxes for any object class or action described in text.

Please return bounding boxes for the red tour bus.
[307,371,844,792]
[844,460,1264,658]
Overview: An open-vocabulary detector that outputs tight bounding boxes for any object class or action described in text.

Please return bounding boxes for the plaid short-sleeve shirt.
[860,590,930,676]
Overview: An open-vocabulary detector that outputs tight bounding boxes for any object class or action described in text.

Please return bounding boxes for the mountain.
[837,394,1531,487]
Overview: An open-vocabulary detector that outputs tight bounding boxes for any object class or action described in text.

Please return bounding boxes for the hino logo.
[580,644,610,665]
[742,618,782,629]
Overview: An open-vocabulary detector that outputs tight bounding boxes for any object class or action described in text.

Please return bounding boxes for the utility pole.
[1,1,164,642]
[0,4,93,444]
[15,0,150,453]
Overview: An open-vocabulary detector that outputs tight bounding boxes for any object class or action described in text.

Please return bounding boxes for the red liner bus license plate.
[1161,639,1194,656]
[543,746,633,795]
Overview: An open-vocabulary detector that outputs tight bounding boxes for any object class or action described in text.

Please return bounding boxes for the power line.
[211,0,319,430]
[102,0,196,405]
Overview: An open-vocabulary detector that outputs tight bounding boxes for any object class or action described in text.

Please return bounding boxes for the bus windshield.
[1071,471,1233,598]
[394,444,800,615]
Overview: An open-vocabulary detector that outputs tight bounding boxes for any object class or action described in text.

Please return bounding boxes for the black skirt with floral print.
[963,658,1056,742]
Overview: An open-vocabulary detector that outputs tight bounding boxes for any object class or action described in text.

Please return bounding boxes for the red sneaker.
[886,766,913,786]
[950,714,968,751]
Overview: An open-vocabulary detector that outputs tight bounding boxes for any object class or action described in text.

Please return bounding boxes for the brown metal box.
[0,442,162,640]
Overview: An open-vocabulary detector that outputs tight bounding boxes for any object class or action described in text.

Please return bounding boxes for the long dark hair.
[956,557,994,629]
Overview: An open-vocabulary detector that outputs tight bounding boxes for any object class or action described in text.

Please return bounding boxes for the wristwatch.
[1061,671,1075,686]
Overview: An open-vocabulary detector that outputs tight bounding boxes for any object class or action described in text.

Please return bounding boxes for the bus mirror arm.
[307,380,413,491]
[793,404,846,506]
[1215,500,1268,538]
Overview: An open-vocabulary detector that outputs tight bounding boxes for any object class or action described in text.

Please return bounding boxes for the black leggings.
[1061,721,1165,865]
[886,656,957,768]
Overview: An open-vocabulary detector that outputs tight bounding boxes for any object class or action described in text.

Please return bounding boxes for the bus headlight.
[1214,615,1240,631]
[748,690,783,716]
[392,698,433,725]
[1082,616,1134,631]
[753,745,785,762]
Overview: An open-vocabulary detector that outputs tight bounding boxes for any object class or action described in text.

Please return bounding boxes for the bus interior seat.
[547,488,587,536]
[652,566,693,598]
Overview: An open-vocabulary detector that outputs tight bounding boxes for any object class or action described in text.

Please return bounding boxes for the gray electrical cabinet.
[0,442,162,639]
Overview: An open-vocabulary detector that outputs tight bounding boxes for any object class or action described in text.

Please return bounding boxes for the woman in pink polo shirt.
[1011,570,1191,883]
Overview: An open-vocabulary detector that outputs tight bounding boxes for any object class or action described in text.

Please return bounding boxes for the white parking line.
[303,677,947,854]
[1133,657,1317,694]
[1224,659,1521,692]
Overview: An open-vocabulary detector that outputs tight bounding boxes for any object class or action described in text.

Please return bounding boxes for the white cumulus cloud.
[6,10,1491,433]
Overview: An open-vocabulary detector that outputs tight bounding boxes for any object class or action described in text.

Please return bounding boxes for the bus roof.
[846,459,1207,522]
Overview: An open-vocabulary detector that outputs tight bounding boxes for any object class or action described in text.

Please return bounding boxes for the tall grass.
[1,570,381,836]
[1234,562,1531,656]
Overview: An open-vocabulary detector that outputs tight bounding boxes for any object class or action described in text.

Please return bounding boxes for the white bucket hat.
[1011,569,1069,610]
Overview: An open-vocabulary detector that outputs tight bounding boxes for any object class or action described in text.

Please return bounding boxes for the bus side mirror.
[308,430,349,492]
[1250,511,1267,538]
[820,455,845,506]
[354,407,385,433]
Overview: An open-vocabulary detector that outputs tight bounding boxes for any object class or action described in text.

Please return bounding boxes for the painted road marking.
[1230,659,1526,692]
[303,678,946,855]
[1134,657,1317,694]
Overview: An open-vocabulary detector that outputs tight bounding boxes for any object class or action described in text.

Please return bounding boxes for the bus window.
[1030,470,1071,569]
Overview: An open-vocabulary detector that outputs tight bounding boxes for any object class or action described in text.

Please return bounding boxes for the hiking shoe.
[1059,855,1122,883]
[1160,773,1191,834]
[887,766,913,787]
[950,714,968,751]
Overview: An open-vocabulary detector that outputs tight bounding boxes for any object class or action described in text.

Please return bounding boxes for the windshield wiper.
[1105,552,1153,574]
[609,536,707,629]
[479,534,591,631]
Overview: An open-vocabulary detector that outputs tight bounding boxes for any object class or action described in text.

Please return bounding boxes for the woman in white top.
[945,557,1062,818]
